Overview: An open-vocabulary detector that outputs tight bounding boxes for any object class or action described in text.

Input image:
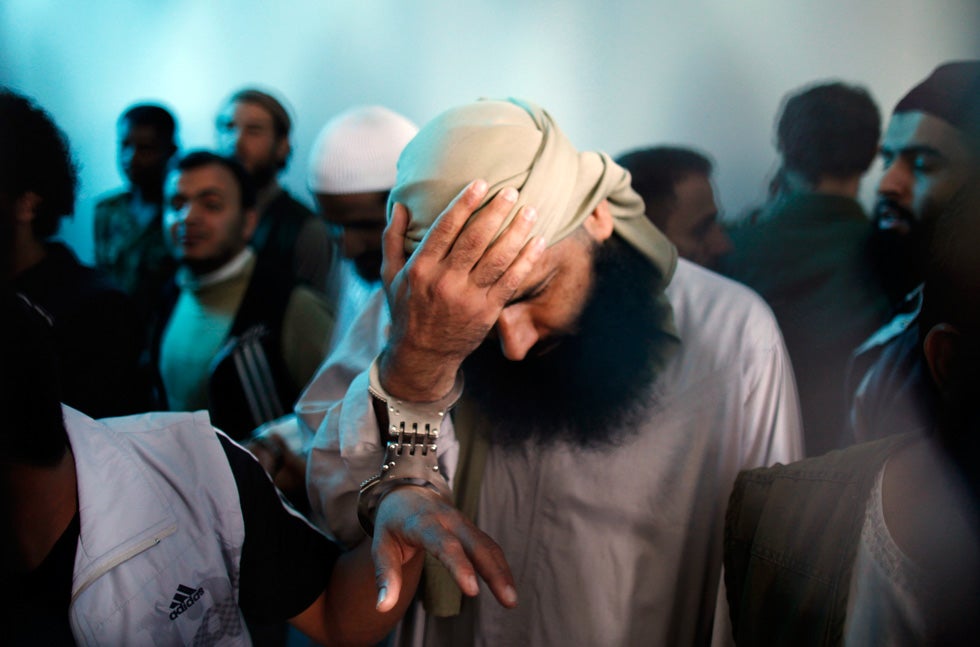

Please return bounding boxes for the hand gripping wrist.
[357,357,464,535]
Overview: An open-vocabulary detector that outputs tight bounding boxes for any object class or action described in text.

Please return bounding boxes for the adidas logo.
[168,583,206,621]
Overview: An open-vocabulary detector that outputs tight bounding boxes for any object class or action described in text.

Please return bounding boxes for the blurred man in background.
[216,87,336,296]
[2,88,147,418]
[846,60,980,447]
[617,146,732,270]
[718,81,888,455]
[152,151,333,443]
[94,103,178,327]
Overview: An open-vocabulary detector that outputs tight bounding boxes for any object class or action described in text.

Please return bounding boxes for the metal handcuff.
[357,358,464,535]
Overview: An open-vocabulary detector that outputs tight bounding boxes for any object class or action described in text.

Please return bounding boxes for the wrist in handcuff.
[357,357,464,536]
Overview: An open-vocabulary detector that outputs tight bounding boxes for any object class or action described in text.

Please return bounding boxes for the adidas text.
[168,584,206,620]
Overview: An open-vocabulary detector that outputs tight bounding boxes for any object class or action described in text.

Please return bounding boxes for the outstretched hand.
[371,485,517,613]
[379,180,545,401]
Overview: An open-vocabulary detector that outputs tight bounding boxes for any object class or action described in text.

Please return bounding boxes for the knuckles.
[477,255,511,282]
[496,269,525,295]
[429,276,462,305]
[404,262,428,287]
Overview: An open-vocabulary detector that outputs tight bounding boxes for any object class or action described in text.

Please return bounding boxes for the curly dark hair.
[776,82,880,184]
[0,88,78,238]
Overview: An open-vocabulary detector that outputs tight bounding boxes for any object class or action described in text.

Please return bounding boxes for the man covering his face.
[389,98,680,446]
[306,98,802,646]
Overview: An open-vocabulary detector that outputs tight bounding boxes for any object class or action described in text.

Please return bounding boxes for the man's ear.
[242,207,259,243]
[14,192,41,225]
[582,199,614,243]
[275,137,291,167]
[923,323,960,392]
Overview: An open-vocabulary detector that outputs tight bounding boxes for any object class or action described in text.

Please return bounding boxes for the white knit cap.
[307,105,419,194]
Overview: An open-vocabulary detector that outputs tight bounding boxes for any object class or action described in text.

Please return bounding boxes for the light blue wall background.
[2,0,978,263]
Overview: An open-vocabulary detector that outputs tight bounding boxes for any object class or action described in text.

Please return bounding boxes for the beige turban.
[389,98,678,293]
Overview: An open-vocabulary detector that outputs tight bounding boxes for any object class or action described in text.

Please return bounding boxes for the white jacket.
[64,406,250,646]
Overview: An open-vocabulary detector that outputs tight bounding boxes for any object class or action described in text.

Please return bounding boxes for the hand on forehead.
[387,98,677,292]
[391,100,614,252]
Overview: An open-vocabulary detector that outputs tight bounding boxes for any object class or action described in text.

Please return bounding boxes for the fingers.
[444,522,519,608]
[414,180,530,273]
[381,202,410,289]
[414,179,491,263]
[406,500,517,606]
[486,233,547,305]
[418,524,481,596]
[470,197,545,285]
[373,486,519,609]
[391,179,543,294]
[444,186,519,270]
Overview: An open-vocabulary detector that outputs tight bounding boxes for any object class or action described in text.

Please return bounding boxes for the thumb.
[382,202,409,290]
[372,533,404,613]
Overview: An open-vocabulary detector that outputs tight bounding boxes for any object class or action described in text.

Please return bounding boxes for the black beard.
[179,244,244,277]
[870,197,934,305]
[244,159,279,193]
[460,235,676,449]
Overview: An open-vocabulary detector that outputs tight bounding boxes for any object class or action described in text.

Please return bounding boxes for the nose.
[171,201,200,228]
[878,158,912,202]
[495,306,540,361]
[164,205,188,244]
